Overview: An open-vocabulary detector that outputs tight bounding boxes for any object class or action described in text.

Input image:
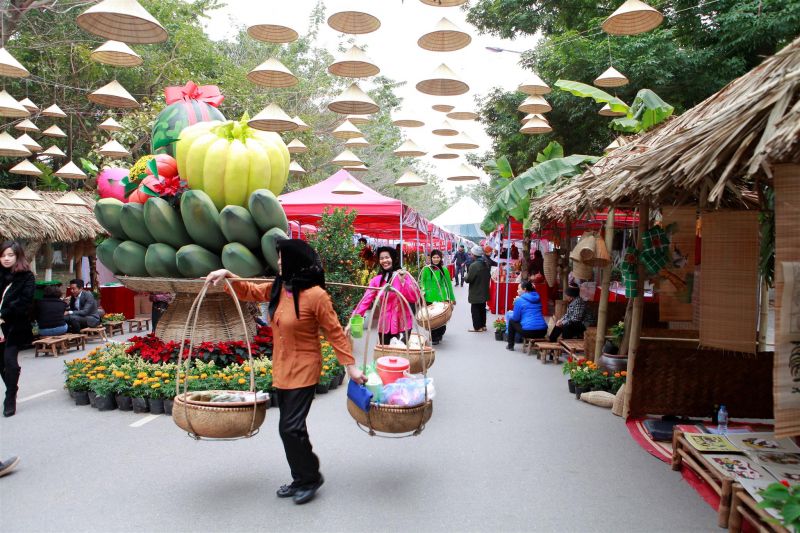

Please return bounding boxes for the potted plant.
[609,371,627,394]
[109,367,133,411]
[600,321,629,373]
[571,361,599,399]
[131,375,149,413]
[493,318,506,341]
[90,372,117,411]
[66,364,91,406]
[758,481,800,531]
[147,381,165,414]
[316,373,331,394]
[562,356,585,394]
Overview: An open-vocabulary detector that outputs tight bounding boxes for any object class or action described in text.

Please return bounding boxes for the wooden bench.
[522,338,548,356]
[104,321,124,337]
[61,333,87,352]
[126,316,151,333]
[33,336,69,357]
[728,484,789,532]
[560,339,586,358]
[81,326,108,343]
[533,342,563,364]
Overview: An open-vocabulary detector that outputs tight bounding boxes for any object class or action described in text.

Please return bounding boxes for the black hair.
[43,284,63,298]
[429,249,444,272]
[69,279,84,288]
[267,239,325,319]
[376,246,400,284]
[0,241,31,273]
[520,280,534,292]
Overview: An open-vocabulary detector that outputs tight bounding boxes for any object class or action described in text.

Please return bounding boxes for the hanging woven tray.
[347,399,432,435]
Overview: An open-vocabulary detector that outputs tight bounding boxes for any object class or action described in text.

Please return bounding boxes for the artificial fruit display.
[151,81,225,157]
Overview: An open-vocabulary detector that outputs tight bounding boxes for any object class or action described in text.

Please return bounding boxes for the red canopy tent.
[491,209,639,241]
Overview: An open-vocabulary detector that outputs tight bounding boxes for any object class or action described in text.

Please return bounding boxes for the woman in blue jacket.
[507,280,547,351]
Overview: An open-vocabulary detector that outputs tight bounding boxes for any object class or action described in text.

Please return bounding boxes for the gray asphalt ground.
[1,283,715,532]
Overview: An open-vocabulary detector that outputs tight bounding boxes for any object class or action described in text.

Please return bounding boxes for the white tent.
[431,196,486,241]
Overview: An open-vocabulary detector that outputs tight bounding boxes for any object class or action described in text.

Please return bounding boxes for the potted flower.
[609,370,627,394]
[147,379,165,414]
[758,480,800,531]
[109,368,133,411]
[600,321,628,373]
[562,356,585,394]
[493,318,506,341]
[130,373,150,413]
[90,370,117,411]
[65,359,91,405]
[316,372,331,394]
[571,360,599,399]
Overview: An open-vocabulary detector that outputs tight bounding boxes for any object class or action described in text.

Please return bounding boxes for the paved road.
[1,284,714,532]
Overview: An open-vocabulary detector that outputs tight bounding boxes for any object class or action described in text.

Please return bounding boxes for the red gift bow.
[164,81,224,107]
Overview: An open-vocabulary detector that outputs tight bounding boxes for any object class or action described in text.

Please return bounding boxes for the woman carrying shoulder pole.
[419,249,455,345]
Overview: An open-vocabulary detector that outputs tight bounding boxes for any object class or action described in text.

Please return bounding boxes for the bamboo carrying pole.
[594,208,616,361]
[623,201,649,418]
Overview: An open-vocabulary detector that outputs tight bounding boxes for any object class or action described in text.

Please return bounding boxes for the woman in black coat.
[0,241,35,417]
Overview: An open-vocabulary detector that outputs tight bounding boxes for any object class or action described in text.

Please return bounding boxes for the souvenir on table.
[750,451,800,467]
[737,477,783,522]
[706,454,769,480]
[763,465,800,484]
[684,433,740,453]
[726,432,800,453]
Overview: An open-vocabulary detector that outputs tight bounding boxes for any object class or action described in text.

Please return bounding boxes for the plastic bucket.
[376,356,410,386]
[349,315,364,339]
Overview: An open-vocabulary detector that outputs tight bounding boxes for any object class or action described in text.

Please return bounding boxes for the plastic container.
[718,405,728,434]
[349,315,364,339]
[365,371,384,403]
[376,356,410,386]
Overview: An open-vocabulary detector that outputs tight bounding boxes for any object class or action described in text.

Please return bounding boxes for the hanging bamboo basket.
[9,159,42,176]
[0,131,32,157]
[393,140,426,157]
[589,237,611,267]
[248,103,297,132]
[332,119,363,140]
[601,0,663,36]
[19,98,38,113]
[518,95,552,114]
[14,119,39,133]
[328,83,380,115]
[518,73,550,96]
[287,139,308,154]
[432,119,459,136]
[394,171,426,187]
[247,22,298,44]
[543,252,558,287]
[88,80,140,108]
[327,8,381,34]
[16,134,42,152]
[572,260,594,280]
[570,233,596,262]
[594,66,629,88]
[0,90,31,118]
[41,104,67,118]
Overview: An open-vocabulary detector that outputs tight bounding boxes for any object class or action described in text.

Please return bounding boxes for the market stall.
[488,279,550,316]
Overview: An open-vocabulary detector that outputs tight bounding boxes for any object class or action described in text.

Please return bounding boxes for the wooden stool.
[81,326,108,343]
[523,338,548,356]
[560,339,586,359]
[105,321,124,337]
[33,336,68,357]
[61,333,87,351]
[533,342,562,364]
[126,316,151,333]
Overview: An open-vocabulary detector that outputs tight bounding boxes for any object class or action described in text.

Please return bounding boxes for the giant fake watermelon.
[151,81,225,157]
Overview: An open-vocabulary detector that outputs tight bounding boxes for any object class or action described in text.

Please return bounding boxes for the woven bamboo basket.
[589,236,611,267]
[415,302,452,330]
[543,252,558,287]
[580,390,614,408]
[347,398,432,433]
[571,233,596,262]
[572,259,594,280]
[612,383,625,416]
[374,344,435,374]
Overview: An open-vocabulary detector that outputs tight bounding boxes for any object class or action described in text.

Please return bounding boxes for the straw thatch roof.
[529,34,800,226]
[0,189,103,242]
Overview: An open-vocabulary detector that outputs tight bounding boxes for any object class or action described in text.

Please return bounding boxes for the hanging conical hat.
[98,139,131,158]
[346,114,371,125]
[605,136,628,152]
[328,8,381,35]
[598,103,627,117]
[331,149,363,167]
[394,171,426,187]
[432,119,459,136]
[432,147,459,160]
[41,103,67,118]
[0,131,32,157]
[248,103,297,132]
[99,117,123,132]
[11,186,43,200]
[17,133,42,152]
[328,45,380,78]
[345,136,370,149]
[292,115,310,132]
[602,0,663,36]
[445,132,479,150]
[343,164,368,175]
[332,177,364,194]
[391,111,424,128]
[416,64,469,96]
[247,57,298,88]
[9,160,42,177]
[19,98,38,113]
[90,40,143,67]
[88,80,139,108]
[419,0,467,5]
[431,103,455,113]
[446,163,479,181]
[328,83,379,115]
[418,17,471,52]
[520,116,552,134]
[446,109,478,120]
[287,139,308,154]
[55,191,89,205]
[76,0,168,44]
[42,125,67,138]
[0,47,30,78]
[288,161,306,175]
[518,73,551,95]
[332,119,362,140]
[54,161,87,180]
[518,95,552,114]
[14,119,39,133]
[247,22,298,43]
[594,66,629,88]
[0,91,30,118]
[393,139,426,157]
[40,145,66,158]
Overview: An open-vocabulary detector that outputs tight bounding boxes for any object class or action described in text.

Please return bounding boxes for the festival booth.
[430,196,486,244]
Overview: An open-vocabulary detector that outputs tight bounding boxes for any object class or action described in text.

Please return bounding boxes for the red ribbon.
[164,81,224,107]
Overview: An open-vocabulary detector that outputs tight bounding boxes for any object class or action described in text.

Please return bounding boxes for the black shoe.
[293,475,324,505]
[276,481,300,498]
[432,340,440,346]
[3,398,15,417]
[506,345,515,351]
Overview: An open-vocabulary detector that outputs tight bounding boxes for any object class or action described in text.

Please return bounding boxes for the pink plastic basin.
[376,356,410,385]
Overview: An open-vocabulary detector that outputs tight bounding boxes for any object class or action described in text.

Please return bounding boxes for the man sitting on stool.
[548,285,588,342]
[64,279,101,333]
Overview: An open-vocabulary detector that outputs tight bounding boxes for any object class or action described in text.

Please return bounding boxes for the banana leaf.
[536,141,564,163]
[611,89,674,133]
[486,155,514,179]
[554,80,629,113]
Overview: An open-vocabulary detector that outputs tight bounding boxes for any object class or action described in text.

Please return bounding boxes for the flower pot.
[116,394,133,411]
[600,353,628,374]
[338,373,345,386]
[575,386,587,400]
[74,390,90,406]
[164,399,174,416]
[95,394,117,411]
[68,390,76,399]
[88,390,97,408]
[132,397,149,413]
[494,330,505,341]
[315,383,329,394]
[149,398,165,414]
[568,379,576,394]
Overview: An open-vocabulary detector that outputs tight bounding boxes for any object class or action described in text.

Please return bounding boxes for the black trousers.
[276,385,321,488]
[151,301,169,332]
[65,314,100,333]
[455,264,466,285]
[431,325,446,342]
[470,303,487,329]
[548,322,586,342]
[507,320,547,348]
[0,341,21,403]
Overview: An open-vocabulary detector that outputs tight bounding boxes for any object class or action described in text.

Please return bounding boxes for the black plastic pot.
[74,390,90,406]
[149,398,165,414]
[329,377,338,390]
[338,372,345,386]
[88,390,97,408]
[494,330,505,341]
[164,399,174,415]
[315,383,329,394]
[568,379,576,394]
[132,397,149,413]
[575,386,587,400]
[68,390,76,399]
[116,395,133,411]
[95,394,117,411]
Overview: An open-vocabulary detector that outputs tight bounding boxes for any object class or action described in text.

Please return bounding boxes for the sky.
[201,0,541,189]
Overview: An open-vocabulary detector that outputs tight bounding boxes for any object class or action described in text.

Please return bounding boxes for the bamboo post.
[758,277,769,351]
[594,208,615,361]
[561,218,571,292]
[623,201,649,418]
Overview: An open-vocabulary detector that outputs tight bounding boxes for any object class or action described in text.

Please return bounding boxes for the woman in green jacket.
[419,249,456,345]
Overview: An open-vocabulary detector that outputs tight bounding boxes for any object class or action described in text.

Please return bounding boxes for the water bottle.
[718,405,729,434]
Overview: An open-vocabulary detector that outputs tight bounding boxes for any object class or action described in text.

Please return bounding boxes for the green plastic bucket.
[349,315,364,339]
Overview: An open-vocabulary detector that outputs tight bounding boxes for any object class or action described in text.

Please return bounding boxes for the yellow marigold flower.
[320,371,325,376]
[89,376,96,380]
[260,368,266,374]
[238,378,246,384]
[151,383,161,389]
[164,379,170,384]
[97,373,106,379]
[200,373,207,379]
[243,366,251,372]
[137,372,147,379]
[133,380,142,386]
[323,365,330,370]
[154,371,162,377]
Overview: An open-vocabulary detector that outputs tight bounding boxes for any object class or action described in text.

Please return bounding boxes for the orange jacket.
[226,280,355,389]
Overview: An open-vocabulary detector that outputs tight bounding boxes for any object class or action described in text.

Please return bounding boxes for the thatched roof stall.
[0,189,103,243]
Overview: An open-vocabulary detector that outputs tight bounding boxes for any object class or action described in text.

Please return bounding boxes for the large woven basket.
[589,237,611,267]
[415,302,452,330]
[543,252,558,287]
[347,399,432,434]
[374,344,435,374]
[172,393,268,439]
[572,259,594,280]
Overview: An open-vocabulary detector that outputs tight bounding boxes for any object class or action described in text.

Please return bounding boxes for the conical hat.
[17,133,42,152]
[0,90,31,118]
[520,116,552,134]
[288,161,306,175]
[328,83,379,115]
[88,80,139,108]
[0,47,30,78]
[446,163,479,181]
[76,0,168,44]
[605,136,628,152]
[328,45,380,78]
[431,103,455,113]
[40,145,66,158]
[9,160,42,177]
[394,171,426,187]
[432,119,459,136]
[11,186,43,200]
[42,125,67,138]
[0,131,32,157]
[247,57,298,88]
[418,17,471,52]
[391,111,424,128]
[91,40,143,67]
[419,0,467,5]
[14,119,39,133]
[292,115,311,132]
[331,149,363,167]
[19,98,38,113]
[518,73,550,95]
[55,192,89,205]
[594,66,629,88]
[345,136,370,149]
[446,109,478,120]
[343,164,368,175]
[247,22,298,43]
[416,64,469,96]
[393,139,426,157]
[53,161,87,180]
[327,8,381,35]
[41,104,67,118]
[332,177,364,194]
[248,103,297,132]
[287,139,308,154]
[98,139,131,158]
[99,117,123,132]
[518,95,552,114]
[432,147,459,160]
[602,0,663,36]
[598,103,627,117]
[445,132,479,150]
[345,114,371,125]
[332,119,362,140]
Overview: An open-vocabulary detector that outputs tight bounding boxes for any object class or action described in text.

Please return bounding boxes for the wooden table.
[126,316,151,333]
[729,484,789,532]
[534,341,563,364]
[33,337,68,358]
[672,430,735,528]
[104,321,124,337]
[559,339,586,357]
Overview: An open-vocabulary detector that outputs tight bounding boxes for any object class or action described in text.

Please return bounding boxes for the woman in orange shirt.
[207,239,365,505]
